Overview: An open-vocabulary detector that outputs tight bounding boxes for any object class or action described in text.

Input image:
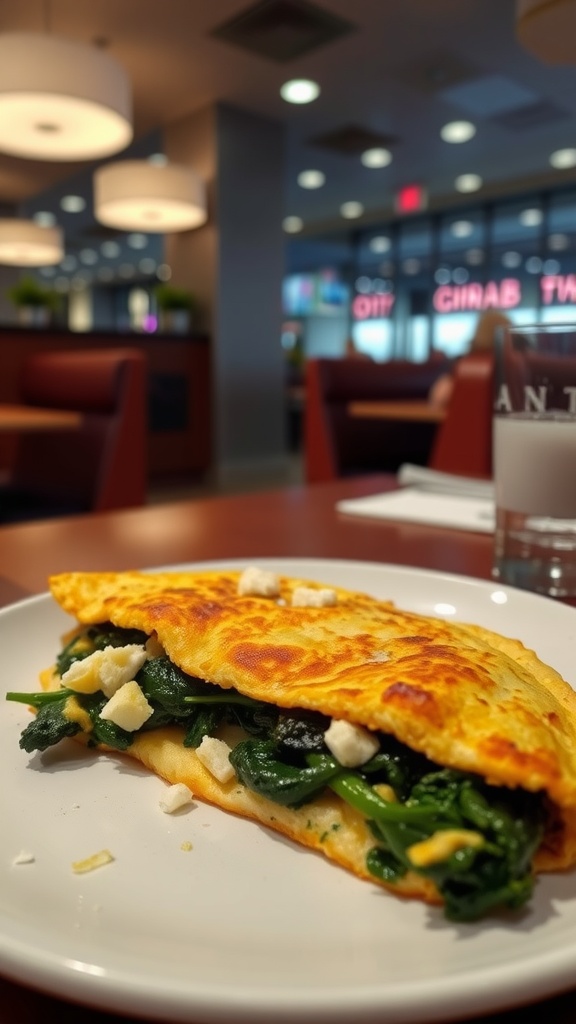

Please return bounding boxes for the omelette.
[7,565,576,922]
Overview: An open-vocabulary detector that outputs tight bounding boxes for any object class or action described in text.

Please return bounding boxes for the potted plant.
[154,283,197,335]
[7,275,59,327]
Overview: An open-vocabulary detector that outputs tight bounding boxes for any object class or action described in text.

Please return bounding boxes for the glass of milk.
[493,323,576,596]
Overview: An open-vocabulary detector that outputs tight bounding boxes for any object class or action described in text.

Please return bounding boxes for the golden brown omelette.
[8,566,576,922]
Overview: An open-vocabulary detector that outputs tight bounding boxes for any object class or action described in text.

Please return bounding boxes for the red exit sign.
[395,184,427,214]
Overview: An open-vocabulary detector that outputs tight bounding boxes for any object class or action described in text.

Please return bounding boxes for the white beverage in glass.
[493,412,576,595]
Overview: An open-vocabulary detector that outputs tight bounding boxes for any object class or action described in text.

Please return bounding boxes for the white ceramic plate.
[2,557,576,1024]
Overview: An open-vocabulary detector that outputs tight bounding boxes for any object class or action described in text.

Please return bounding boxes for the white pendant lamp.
[0,32,132,160]
[516,0,576,63]
[94,161,207,232]
[0,219,63,265]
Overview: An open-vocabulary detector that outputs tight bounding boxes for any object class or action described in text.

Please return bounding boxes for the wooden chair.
[429,353,494,478]
[304,355,450,483]
[0,347,148,522]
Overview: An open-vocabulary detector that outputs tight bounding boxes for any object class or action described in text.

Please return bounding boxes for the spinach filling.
[6,622,547,922]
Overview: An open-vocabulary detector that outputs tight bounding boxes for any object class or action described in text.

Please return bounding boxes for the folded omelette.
[7,566,576,922]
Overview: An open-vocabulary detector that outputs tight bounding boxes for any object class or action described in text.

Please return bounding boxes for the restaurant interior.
[2,0,576,513]
[6,6,576,1024]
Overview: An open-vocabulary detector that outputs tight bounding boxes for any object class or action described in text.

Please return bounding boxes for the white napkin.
[397,463,495,500]
[336,489,494,533]
[336,464,495,534]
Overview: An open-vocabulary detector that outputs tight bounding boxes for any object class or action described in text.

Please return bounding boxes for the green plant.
[153,284,196,312]
[7,276,58,309]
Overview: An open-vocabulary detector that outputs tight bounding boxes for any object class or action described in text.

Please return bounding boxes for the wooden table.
[0,475,575,1024]
[348,399,446,423]
[0,404,82,432]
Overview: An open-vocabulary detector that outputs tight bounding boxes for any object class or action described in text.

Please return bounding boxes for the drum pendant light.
[94,161,207,232]
[0,220,63,266]
[0,32,132,160]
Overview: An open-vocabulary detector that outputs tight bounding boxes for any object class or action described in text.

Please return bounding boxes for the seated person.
[428,309,511,408]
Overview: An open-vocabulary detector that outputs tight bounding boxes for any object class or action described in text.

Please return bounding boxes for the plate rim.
[1,556,576,1024]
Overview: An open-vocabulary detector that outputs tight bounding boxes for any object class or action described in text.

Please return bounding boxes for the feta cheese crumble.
[99,680,154,731]
[12,850,35,865]
[159,783,193,814]
[291,586,337,608]
[237,566,280,598]
[323,719,380,768]
[196,735,236,783]
[62,643,148,697]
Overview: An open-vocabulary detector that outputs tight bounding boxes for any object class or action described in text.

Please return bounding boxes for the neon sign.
[540,275,576,304]
[352,293,395,319]
[433,279,521,313]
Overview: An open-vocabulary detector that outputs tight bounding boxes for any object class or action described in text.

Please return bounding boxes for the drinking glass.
[493,322,576,597]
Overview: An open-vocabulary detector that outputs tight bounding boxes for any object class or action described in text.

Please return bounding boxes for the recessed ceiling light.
[340,201,364,219]
[280,79,320,104]
[80,248,98,265]
[361,147,392,169]
[297,169,325,189]
[60,254,77,271]
[452,267,469,284]
[60,194,86,213]
[402,258,421,275]
[450,219,474,238]
[127,232,148,249]
[550,148,576,169]
[548,232,569,250]
[101,240,120,258]
[455,173,482,193]
[526,256,543,274]
[519,207,543,227]
[157,263,172,281]
[139,258,157,274]
[502,250,522,268]
[466,247,484,265]
[282,216,303,233]
[543,258,561,274]
[440,120,476,144]
[369,235,391,253]
[33,211,56,226]
[434,267,451,285]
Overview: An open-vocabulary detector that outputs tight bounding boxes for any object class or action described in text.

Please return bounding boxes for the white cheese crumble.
[323,719,380,768]
[99,680,154,731]
[291,586,337,608]
[62,644,148,697]
[196,735,236,783]
[159,783,194,814]
[12,850,35,865]
[237,566,280,598]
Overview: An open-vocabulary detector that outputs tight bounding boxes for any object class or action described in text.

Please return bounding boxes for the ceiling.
[3,0,576,275]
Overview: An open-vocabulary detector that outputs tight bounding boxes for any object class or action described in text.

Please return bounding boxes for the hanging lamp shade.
[516,0,576,63]
[94,161,207,232]
[0,219,63,265]
[0,32,132,160]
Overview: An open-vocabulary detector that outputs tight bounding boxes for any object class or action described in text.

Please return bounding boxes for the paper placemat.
[336,487,495,534]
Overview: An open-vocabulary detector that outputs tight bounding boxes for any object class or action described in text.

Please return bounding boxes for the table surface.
[0,403,82,432]
[347,399,446,423]
[0,474,575,1024]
